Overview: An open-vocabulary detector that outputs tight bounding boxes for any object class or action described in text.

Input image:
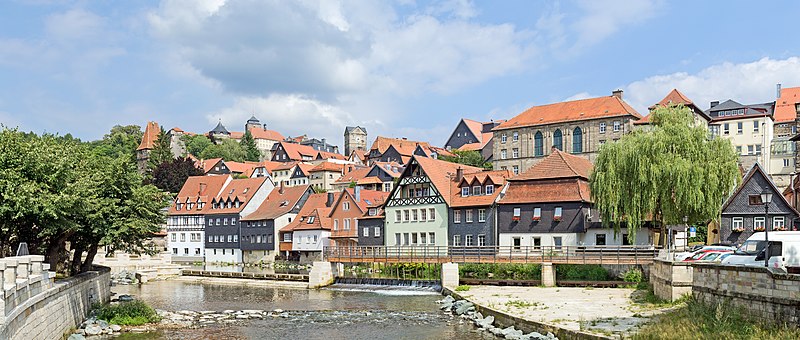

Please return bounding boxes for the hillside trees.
[439,150,492,169]
[150,157,204,193]
[240,129,261,161]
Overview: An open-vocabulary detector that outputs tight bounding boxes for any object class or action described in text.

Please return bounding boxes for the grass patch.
[631,282,687,307]
[504,300,539,309]
[455,285,471,292]
[94,300,161,326]
[633,297,800,340]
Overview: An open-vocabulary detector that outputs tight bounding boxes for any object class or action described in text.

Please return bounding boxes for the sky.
[2,0,800,148]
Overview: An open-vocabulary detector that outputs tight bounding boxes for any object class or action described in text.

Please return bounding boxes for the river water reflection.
[113,280,492,340]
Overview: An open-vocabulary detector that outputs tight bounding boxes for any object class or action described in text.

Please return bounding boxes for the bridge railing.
[323,245,660,264]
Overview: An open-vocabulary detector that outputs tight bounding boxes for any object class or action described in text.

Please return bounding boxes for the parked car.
[683,250,733,262]
[673,246,736,261]
[721,231,800,273]
[712,253,734,263]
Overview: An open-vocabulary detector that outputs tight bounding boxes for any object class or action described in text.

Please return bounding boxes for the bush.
[622,268,643,283]
[555,265,611,281]
[95,300,161,326]
[455,285,471,292]
[459,263,541,280]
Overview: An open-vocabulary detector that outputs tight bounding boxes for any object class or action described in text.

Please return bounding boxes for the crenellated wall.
[0,256,111,340]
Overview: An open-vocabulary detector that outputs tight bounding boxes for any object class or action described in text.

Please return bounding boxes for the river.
[112,279,493,340]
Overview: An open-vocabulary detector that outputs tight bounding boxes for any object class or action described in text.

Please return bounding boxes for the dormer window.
[243,188,249,194]
[472,186,481,196]
[485,185,494,195]
[176,203,182,211]
[461,187,469,197]
[368,208,377,216]
[307,216,315,224]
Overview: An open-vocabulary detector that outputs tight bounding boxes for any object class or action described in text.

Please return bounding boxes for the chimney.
[279,180,285,194]
[326,192,335,207]
[710,101,719,108]
[456,167,464,183]
[355,186,361,202]
[199,183,207,195]
[612,89,623,99]
[402,137,407,140]
[263,123,267,130]
[777,83,782,99]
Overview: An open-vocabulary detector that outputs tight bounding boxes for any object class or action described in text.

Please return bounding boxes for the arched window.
[572,127,583,154]
[553,129,562,151]
[534,131,543,156]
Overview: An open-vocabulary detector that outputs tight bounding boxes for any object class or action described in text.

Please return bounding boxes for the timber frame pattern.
[386,158,445,207]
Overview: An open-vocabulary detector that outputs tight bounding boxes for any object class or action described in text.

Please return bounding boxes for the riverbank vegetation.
[95,300,161,326]
[459,263,541,280]
[555,265,611,281]
[633,297,800,340]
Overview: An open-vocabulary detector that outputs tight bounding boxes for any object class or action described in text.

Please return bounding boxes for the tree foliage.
[181,134,213,157]
[147,127,173,170]
[89,125,143,161]
[240,129,261,162]
[439,149,492,169]
[200,138,247,162]
[150,157,204,193]
[589,105,740,240]
[0,127,168,275]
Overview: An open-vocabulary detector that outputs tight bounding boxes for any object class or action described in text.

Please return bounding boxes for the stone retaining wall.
[0,256,111,340]
[692,263,800,325]
[649,259,692,301]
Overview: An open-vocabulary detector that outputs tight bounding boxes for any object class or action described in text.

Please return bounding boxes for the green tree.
[89,125,143,161]
[200,138,247,162]
[147,127,173,170]
[440,149,492,169]
[240,129,261,162]
[150,157,204,193]
[589,105,740,242]
[181,134,213,157]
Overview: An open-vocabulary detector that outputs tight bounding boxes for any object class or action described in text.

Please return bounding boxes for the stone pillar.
[29,255,44,277]
[0,261,6,292]
[541,263,556,287]
[441,262,459,289]
[308,261,334,289]
[16,256,30,280]
[4,258,18,288]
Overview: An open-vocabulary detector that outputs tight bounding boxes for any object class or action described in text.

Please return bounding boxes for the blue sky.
[2,0,800,147]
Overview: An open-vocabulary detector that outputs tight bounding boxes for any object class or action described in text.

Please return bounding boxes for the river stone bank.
[67,318,123,339]
[437,295,558,340]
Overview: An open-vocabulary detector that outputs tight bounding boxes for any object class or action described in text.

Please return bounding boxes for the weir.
[333,277,442,290]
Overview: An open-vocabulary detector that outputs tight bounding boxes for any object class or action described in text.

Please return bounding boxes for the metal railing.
[323,245,660,265]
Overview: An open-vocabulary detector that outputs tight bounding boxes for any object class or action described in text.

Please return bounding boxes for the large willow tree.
[589,105,740,241]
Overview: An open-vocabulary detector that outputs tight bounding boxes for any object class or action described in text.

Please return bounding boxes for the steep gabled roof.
[333,166,372,185]
[500,180,592,204]
[209,177,269,214]
[294,163,316,177]
[494,95,642,131]
[369,136,433,156]
[200,158,225,173]
[411,156,482,206]
[721,163,800,216]
[450,169,511,207]
[637,89,711,125]
[309,161,345,173]
[329,188,390,216]
[169,175,231,215]
[510,149,593,181]
[280,193,335,232]
[137,121,160,151]
[278,141,322,160]
[210,121,230,134]
[241,185,312,221]
[775,86,800,123]
[462,119,484,140]
[248,127,285,141]
[225,161,258,174]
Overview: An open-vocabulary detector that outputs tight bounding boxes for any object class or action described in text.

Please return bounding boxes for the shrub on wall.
[555,265,611,281]
[459,263,542,280]
[95,300,161,326]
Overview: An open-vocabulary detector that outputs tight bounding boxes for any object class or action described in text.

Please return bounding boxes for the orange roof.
[309,161,346,173]
[374,162,404,177]
[273,161,300,171]
[137,121,160,151]
[412,156,482,206]
[637,89,707,125]
[209,177,269,214]
[450,169,511,207]
[510,149,593,181]
[369,136,433,157]
[500,180,592,204]
[349,150,367,162]
[225,161,257,174]
[241,185,311,221]
[277,141,344,161]
[494,95,642,131]
[280,193,335,232]
[330,188,389,215]
[775,86,800,123]
[463,119,484,140]
[318,150,347,160]
[249,127,285,141]
[458,142,483,151]
[334,166,372,184]
[357,177,383,185]
[199,158,225,173]
[169,175,231,214]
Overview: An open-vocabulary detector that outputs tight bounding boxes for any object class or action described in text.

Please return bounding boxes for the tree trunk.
[44,231,73,274]
[70,243,85,276]
[81,243,99,273]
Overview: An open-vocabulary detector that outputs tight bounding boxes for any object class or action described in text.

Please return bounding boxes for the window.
[513,237,521,250]
[412,233,418,245]
[462,187,470,197]
[395,233,401,245]
[572,127,583,154]
[308,216,315,224]
[554,207,562,219]
[429,232,435,244]
[754,217,765,229]
[512,131,519,142]
[172,248,178,255]
[454,210,461,223]
[216,218,221,226]
[412,210,418,222]
[227,235,232,242]
[369,208,377,216]
[613,121,621,132]
[596,234,606,245]
[785,159,790,167]
[532,237,541,249]
[466,209,473,223]
[333,219,339,231]
[755,144,762,155]
[599,139,606,145]
[723,123,729,135]
[736,146,742,154]
[344,218,351,230]
[754,121,759,133]
[404,210,410,221]
[395,211,402,222]
[184,248,189,255]
[748,145,754,155]
[343,202,350,211]
[170,233,176,242]
[512,148,519,158]
[534,131,544,156]
[268,235,273,243]
[553,129,562,150]
[533,207,541,219]
[473,186,481,195]
[420,208,427,221]
[512,165,519,175]
[453,235,461,246]
[513,208,521,217]
[363,227,369,237]
[283,233,291,242]
[403,233,410,245]
[180,233,186,242]
[501,134,507,143]
[465,235,473,246]
[731,217,743,230]
[420,232,426,244]
[478,235,486,247]
[429,208,436,221]
[485,185,494,195]
[501,149,507,159]
[774,216,785,229]
[313,235,318,243]
[233,235,238,243]
[599,122,606,134]
[478,209,486,222]
[737,122,743,134]
[374,227,380,237]
[554,237,563,249]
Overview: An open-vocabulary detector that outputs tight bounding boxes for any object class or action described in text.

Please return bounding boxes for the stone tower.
[246,115,261,131]
[344,126,368,156]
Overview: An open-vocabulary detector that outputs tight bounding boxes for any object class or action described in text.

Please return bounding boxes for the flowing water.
[112,280,493,340]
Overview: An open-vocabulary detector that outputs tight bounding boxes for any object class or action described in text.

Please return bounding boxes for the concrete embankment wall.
[692,263,800,325]
[0,256,111,340]
[649,259,692,301]
[443,287,612,340]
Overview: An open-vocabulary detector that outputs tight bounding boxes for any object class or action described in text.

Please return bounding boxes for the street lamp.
[761,192,772,268]
[683,216,689,251]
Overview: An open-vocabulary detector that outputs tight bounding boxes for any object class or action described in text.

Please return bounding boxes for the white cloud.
[625,57,800,114]
[570,0,662,52]
[45,9,106,42]
[564,92,593,101]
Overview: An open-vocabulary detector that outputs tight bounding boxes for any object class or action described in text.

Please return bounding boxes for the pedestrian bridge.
[323,245,660,265]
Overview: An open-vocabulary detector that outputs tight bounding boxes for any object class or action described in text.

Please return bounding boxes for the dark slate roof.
[345,126,367,134]
[247,115,260,124]
[709,99,743,111]
[706,99,775,118]
[721,163,799,216]
[211,121,230,134]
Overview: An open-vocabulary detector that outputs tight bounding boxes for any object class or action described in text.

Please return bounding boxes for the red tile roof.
[494,95,642,131]
[500,180,592,204]
[335,188,390,214]
[369,136,433,157]
[450,169,511,207]
[775,86,800,123]
[280,193,336,232]
[333,166,372,185]
[137,121,160,151]
[248,127,285,141]
[458,142,483,151]
[277,142,345,161]
[636,89,708,125]
[200,158,225,173]
[209,177,269,214]
[241,185,311,221]
[225,161,258,174]
[295,163,316,176]
[169,175,231,214]
[309,161,346,173]
[510,149,593,181]
[413,156,482,206]
[273,161,300,171]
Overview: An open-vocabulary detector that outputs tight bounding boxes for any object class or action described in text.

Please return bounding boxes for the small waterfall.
[328,277,442,295]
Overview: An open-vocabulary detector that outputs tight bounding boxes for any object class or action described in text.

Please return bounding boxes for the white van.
[721,231,800,273]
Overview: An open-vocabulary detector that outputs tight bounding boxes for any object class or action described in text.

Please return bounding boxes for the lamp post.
[761,192,773,268]
[683,216,689,251]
